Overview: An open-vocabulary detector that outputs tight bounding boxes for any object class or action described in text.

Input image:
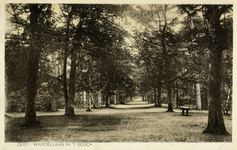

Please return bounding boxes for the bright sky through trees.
[6,4,187,47]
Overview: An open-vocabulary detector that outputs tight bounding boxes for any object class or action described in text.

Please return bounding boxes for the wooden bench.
[180,106,190,116]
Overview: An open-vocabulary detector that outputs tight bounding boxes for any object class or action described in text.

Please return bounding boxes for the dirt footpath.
[5,97,232,142]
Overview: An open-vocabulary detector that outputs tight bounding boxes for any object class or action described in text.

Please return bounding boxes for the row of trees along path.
[5,4,232,135]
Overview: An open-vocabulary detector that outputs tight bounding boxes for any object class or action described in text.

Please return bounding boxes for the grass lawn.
[5,103,232,142]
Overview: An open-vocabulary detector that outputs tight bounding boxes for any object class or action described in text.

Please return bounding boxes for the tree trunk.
[51,91,57,111]
[25,4,41,126]
[66,47,76,116]
[228,87,232,115]
[67,14,83,115]
[92,93,96,108]
[116,92,119,104]
[122,94,125,104]
[165,52,173,112]
[63,11,72,115]
[167,82,174,112]
[83,91,87,104]
[173,86,176,106]
[203,6,228,135]
[98,89,101,108]
[106,92,109,107]
[204,48,228,134]
[157,82,162,107]
[196,82,201,110]
[164,33,173,112]
[154,88,157,106]
[148,94,151,103]
[86,92,92,111]
[176,81,179,108]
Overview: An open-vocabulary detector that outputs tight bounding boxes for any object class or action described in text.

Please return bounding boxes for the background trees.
[129,5,197,111]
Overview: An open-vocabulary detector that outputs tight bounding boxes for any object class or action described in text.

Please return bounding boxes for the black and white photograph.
[1,0,236,150]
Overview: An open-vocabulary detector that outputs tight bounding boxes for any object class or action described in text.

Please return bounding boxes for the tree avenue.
[5,4,232,135]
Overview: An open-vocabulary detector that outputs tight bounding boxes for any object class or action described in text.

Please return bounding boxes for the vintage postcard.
[1,0,236,150]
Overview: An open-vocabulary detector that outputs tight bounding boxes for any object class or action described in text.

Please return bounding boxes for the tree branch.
[171,68,192,83]
[142,38,162,47]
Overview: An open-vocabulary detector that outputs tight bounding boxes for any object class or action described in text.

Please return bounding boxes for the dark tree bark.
[147,94,150,103]
[157,81,162,107]
[116,93,119,104]
[165,53,173,112]
[66,47,76,115]
[122,94,125,104]
[154,88,157,106]
[106,91,109,107]
[51,91,58,111]
[203,5,229,134]
[66,16,83,115]
[176,81,179,108]
[167,82,174,112]
[162,6,173,112]
[25,4,43,126]
[63,11,72,114]
[204,48,228,134]
[63,48,69,114]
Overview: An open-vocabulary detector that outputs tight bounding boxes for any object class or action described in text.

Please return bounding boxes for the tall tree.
[60,4,72,115]
[25,4,52,125]
[179,5,232,134]
[7,4,52,125]
[202,5,231,134]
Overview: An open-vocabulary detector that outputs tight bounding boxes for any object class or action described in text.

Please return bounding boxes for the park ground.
[5,97,232,142]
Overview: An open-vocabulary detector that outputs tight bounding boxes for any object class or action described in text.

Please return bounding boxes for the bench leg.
[186,110,189,116]
[182,109,184,115]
